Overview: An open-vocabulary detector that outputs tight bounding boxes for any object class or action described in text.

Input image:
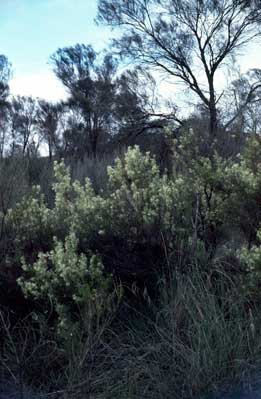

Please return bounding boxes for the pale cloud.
[9,71,68,102]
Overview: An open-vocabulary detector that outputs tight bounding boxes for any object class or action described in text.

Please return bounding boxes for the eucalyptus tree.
[0,55,12,158]
[9,96,40,157]
[0,55,11,106]
[224,69,261,134]
[51,44,179,157]
[50,45,117,158]
[36,100,65,161]
[98,0,261,140]
[113,67,181,149]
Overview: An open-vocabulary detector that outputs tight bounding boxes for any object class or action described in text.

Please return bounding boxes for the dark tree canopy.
[36,100,64,161]
[50,44,169,157]
[9,96,40,156]
[50,45,119,157]
[50,44,97,91]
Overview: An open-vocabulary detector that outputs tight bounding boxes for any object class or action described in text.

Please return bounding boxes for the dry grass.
[2,266,261,399]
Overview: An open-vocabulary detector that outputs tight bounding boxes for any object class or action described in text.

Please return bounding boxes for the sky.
[1,0,261,102]
[0,0,113,101]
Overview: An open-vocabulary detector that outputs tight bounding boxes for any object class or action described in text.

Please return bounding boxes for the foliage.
[238,229,261,299]
[223,137,261,247]
[6,138,261,279]
[98,0,261,138]
[8,161,114,340]
[18,231,114,337]
[7,185,52,269]
[170,132,261,258]
[52,160,107,242]
[1,138,261,398]
[1,2,261,396]
[108,146,181,240]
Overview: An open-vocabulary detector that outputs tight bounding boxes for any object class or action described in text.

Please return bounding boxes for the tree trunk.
[48,135,53,162]
[209,103,218,138]
[209,79,218,139]
[90,128,99,159]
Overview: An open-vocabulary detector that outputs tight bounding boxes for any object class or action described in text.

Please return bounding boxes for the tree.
[9,96,40,157]
[0,55,11,106]
[51,44,179,156]
[0,106,10,159]
[98,0,261,140]
[224,69,261,134]
[50,44,117,158]
[36,100,64,161]
[113,68,178,143]
[0,55,12,158]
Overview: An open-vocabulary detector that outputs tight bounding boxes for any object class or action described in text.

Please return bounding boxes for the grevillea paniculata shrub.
[4,138,261,318]
[0,139,260,399]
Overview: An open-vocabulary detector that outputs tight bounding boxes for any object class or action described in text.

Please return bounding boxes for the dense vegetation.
[0,1,261,398]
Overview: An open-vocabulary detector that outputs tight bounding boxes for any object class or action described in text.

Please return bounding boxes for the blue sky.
[1,0,261,102]
[0,0,112,100]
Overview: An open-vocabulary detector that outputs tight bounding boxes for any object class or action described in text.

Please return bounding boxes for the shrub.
[18,230,116,338]
[6,186,52,267]
[1,142,261,398]
[238,229,261,300]
[107,145,191,244]
[223,137,261,248]
[52,161,107,243]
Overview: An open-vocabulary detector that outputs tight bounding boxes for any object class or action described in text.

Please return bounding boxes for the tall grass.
[68,150,124,193]
[2,265,261,399]
[92,266,261,399]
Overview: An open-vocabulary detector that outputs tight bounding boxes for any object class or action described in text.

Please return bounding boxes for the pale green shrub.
[18,230,114,337]
[9,161,113,342]
[7,161,107,258]
[222,140,261,247]
[52,161,107,241]
[2,142,261,398]
[8,186,52,263]
[238,229,261,299]
[107,145,189,241]
[9,142,261,310]
[170,132,261,257]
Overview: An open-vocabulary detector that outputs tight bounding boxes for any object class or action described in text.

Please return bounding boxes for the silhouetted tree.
[98,0,261,140]
[50,45,117,158]
[0,55,11,158]
[224,69,261,134]
[0,55,11,106]
[51,44,179,156]
[9,96,40,157]
[37,100,64,161]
